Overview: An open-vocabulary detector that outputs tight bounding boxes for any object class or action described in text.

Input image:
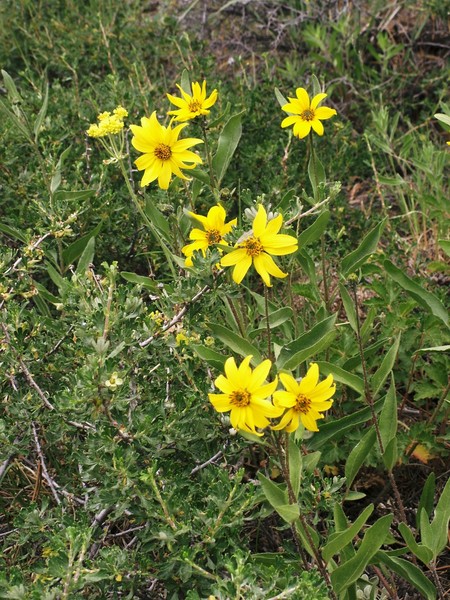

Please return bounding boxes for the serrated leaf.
[345,428,377,489]
[323,504,374,563]
[209,323,263,363]
[331,515,393,594]
[341,219,386,277]
[277,314,337,370]
[384,259,449,326]
[212,110,244,186]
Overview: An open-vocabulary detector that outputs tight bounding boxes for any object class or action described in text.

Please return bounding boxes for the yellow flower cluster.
[130,80,217,189]
[183,203,298,287]
[87,106,128,138]
[209,357,335,436]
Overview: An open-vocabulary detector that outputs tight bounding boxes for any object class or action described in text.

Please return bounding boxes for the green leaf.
[312,398,383,449]
[0,222,28,243]
[277,314,337,370]
[258,473,294,523]
[274,87,288,108]
[53,189,96,204]
[438,239,450,257]
[33,80,49,143]
[384,259,449,326]
[307,150,325,201]
[398,523,434,564]
[212,110,244,186]
[180,69,191,94]
[119,272,159,292]
[375,552,436,600]
[371,337,401,398]
[339,282,357,332]
[144,198,171,240]
[434,112,450,127]
[331,515,393,594]
[341,219,386,277]
[2,69,22,103]
[378,377,398,452]
[428,476,450,557]
[416,344,450,353]
[189,167,211,185]
[62,222,102,269]
[288,436,302,498]
[76,237,95,274]
[45,262,68,293]
[0,96,32,141]
[295,518,320,557]
[50,146,72,194]
[209,323,263,363]
[303,451,321,473]
[297,210,330,248]
[311,74,321,97]
[322,504,374,563]
[417,473,436,528]
[345,428,377,489]
[382,438,398,471]
[315,361,364,395]
[191,345,227,371]
[262,307,293,329]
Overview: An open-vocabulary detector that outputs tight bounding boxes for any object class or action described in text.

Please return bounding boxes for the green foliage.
[1,1,449,598]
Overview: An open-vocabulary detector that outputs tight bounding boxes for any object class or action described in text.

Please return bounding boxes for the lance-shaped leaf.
[371,336,401,398]
[277,314,337,370]
[375,552,436,600]
[345,428,377,489]
[298,210,330,248]
[323,504,374,563]
[209,323,263,364]
[341,219,386,277]
[212,110,244,186]
[331,515,393,594]
[384,259,449,326]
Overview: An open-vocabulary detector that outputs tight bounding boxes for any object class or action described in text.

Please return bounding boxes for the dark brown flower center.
[206,229,222,244]
[230,389,251,407]
[243,236,264,257]
[154,143,172,161]
[294,393,311,414]
[300,109,315,121]
[189,100,202,112]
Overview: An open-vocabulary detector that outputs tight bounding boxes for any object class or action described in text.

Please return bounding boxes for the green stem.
[117,158,177,278]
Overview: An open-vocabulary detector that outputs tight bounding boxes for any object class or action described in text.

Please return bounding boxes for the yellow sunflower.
[208,355,282,436]
[182,204,237,267]
[272,363,335,433]
[130,111,203,189]
[167,81,218,122]
[220,205,298,287]
[281,87,337,139]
